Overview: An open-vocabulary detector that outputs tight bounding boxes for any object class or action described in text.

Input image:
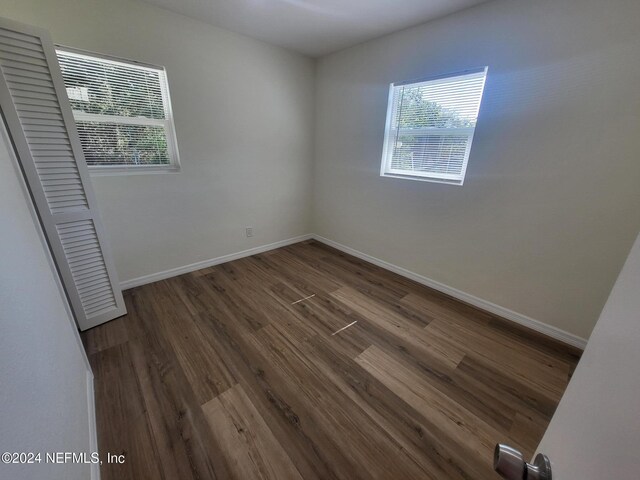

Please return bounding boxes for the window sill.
[380,172,464,186]
[87,165,181,177]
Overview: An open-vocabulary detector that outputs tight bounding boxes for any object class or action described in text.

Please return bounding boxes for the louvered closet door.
[0,17,126,330]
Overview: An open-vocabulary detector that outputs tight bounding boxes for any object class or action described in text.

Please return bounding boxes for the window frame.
[55,46,181,175]
[380,67,488,186]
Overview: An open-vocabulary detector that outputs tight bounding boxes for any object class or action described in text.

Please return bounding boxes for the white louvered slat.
[12,91,59,103]
[70,251,105,265]
[381,68,488,185]
[0,17,126,329]
[77,281,111,296]
[3,46,88,211]
[0,52,48,68]
[32,150,73,157]
[62,240,101,253]
[84,299,116,315]
[28,138,71,145]
[57,219,116,315]
[0,28,42,44]
[73,255,106,269]
[44,187,84,195]
[11,88,57,100]
[43,189,85,198]
[0,35,43,52]
[60,231,97,244]
[64,243,101,258]
[67,239,102,251]
[25,131,69,140]
[66,250,103,263]
[81,285,113,299]
[0,42,46,60]
[24,123,66,132]
[57,228,95,240]
[37,168,79,178]
[42,175,81,183]
[84,291,115,307]
[75,267,109,282]
[44,189,85,197]
[57,219,93,231]
[76,279,110,293]
[75,271,109,287]
[73,260,108,273]
[6,76,57,91]
[1,60,50,76]
[86,304,116,317]
[76,281,110,296]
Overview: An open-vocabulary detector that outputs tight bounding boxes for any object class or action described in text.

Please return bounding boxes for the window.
[380,67,487,185]
[56,48,179,172]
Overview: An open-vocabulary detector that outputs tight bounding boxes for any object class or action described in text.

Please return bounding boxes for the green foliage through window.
[381,68,487,184]
[57,49,176,167]
[396,89,474,129]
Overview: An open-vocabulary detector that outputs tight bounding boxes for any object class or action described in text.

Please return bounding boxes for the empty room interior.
[1,0,640,479]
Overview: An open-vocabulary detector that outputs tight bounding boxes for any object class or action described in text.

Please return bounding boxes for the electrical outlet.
[245,227,253,238]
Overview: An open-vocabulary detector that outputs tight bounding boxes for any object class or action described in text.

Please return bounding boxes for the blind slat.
[382,68,487,184]
[56,49,177,167]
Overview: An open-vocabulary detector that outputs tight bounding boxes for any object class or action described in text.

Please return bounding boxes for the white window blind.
[55,48,179,171]
[380,68,487,185]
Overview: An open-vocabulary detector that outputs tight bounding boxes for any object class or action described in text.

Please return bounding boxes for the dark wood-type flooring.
[82,240,580,480]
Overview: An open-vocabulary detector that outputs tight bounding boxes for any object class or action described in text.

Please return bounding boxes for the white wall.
[537,231,640,478]
[1,0,315,284]
[4,0,640,342]
[0,126,94,478]
[313,0,640,340]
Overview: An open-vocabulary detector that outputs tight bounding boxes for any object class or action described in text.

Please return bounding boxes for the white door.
[0,17,126,330]
[533,232,640,479]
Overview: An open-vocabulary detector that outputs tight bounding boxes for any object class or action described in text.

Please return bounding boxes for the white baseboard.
[119,234,313,290]
[312,234,587,350]
[86,371,101,480]
[118,231,586,350]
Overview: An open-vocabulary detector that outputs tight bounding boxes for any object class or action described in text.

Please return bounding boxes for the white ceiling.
[139,0,491,57]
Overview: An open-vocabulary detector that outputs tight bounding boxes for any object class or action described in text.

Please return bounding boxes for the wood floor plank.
[508,412,548,457]
[331,286,465,369]
[405,295,575,374]
[356,345,503,474]
[83,240,579,480]
[265,283,370,357]
[232,255,289,288]
[293,243,411,306]
[257,249,344,296]
[147,280,237,404]
[425,319,569,401]
[89,343,164,480]
[486,316,582,363]
[202,383,304,480]
[203,269,270,332]
[455,355,559,420]
[124,288,234,480]
[301,334,487,480]
[401,292,492,330]
[249,323,430,480]
[373,339,517,433]
[195,310,341,480]
[83,316,128,355]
